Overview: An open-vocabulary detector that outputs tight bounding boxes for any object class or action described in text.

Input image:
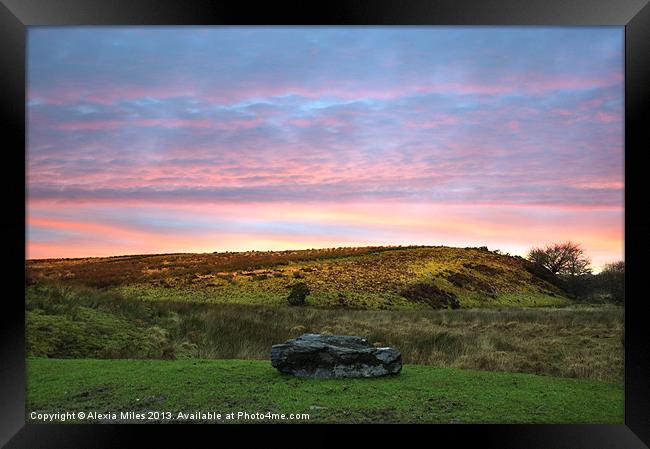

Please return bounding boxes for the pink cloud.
[505,120,520,130]
[595,111,620,123]
[29,69,623,108]
[57,120,123,130]
[405,115,460,129]
[551,108,573,117]
[52,117,267,132]
[287,117,346,127]
[55,118,213,131]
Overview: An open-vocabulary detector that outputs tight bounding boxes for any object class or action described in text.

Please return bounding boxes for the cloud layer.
[26,27,624,269]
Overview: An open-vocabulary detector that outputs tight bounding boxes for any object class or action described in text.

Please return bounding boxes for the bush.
[287,282,310,306]
[521,259,567,291]
[400,283,460,309]
[562,273,597,299]
[598,261,624,304]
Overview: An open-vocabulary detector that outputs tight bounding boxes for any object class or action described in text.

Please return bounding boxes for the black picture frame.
[2,0,649,447]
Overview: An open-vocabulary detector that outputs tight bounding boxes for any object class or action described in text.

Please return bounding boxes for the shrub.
[287,282,310,306]
[161,344,177,360]
[563,273,598,299]
[400,283,460,309]
[598,261,624,304]
[521,259,567,291]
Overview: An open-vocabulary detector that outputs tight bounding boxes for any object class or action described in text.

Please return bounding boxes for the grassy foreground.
[27,358,623,424]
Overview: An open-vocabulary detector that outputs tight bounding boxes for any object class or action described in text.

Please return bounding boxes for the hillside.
[26,245,568,309]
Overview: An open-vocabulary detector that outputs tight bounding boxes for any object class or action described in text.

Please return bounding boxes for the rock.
[271,333,402,378]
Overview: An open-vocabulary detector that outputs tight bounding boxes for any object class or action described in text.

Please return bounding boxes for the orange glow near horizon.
[26,200,623,272]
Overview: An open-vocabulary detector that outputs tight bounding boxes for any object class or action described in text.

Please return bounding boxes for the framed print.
[1,0,649,447]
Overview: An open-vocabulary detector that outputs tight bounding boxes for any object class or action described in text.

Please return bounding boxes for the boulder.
[271,333,402,378]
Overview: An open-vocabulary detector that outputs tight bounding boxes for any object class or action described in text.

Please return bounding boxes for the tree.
[598,261,624,303]
[527,241,592,276]
[287,282,310,306]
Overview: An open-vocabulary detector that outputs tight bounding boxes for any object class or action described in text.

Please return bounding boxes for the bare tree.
[527,241,592,276]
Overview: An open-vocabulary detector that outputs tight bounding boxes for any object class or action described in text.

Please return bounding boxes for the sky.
[26,27,624,270]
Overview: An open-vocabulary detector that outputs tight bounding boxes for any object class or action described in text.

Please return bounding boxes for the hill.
[26,358,623,424]
[26,245,568,309]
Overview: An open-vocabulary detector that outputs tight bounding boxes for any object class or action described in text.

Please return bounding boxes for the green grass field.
[26,358,623,424]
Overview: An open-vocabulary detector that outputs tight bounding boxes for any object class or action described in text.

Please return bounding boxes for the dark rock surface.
[271,333,402,378]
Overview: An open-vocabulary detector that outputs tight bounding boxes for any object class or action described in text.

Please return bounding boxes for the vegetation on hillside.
[27,246,569,309]
[26,246,397,288]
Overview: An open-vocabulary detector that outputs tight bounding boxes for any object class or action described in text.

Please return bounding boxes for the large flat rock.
[271,333,402,378]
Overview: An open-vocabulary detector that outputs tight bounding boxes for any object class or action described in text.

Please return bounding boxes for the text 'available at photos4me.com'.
[29,410,311,423]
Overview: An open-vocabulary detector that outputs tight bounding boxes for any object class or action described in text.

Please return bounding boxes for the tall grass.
[26,284,624,383]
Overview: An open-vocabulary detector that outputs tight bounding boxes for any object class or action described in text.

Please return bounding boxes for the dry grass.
[27,284,623,383]
[175,304,623,383]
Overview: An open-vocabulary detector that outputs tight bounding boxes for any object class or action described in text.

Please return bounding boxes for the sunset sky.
[26,27,624,270]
